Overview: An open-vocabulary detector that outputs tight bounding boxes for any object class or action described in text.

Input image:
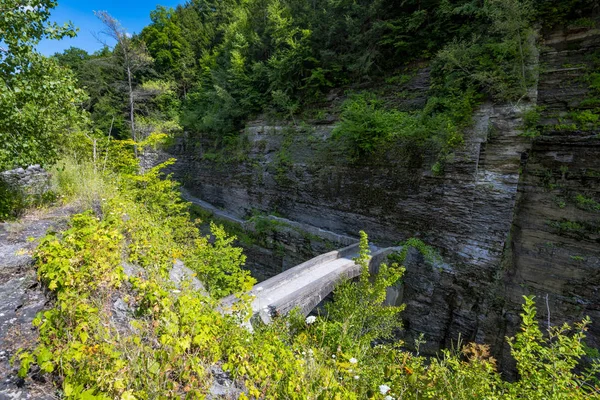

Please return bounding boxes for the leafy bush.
[0,179,25,221]
[186,222,255,298]
[571,109,600,130]
[17,155,255,398]
[506,297,597,398]
[333,94,414,157]
[575,193,600,212]
[333,92,470,161]
[521,106,544,137]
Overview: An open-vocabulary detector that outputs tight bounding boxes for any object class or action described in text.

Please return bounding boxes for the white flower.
[354,375,360,380]
[305,315,317,324]
[332,355,336,359]
[349,357,357,364]
[302,351,306,355]
[379,385,391,395]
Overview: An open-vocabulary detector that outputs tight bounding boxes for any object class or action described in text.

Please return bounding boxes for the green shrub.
[0,179,25,221]
[186,222,255,299]
[333,92,469,160]
[521,106,543,137]
[575,193,600,212]
[571,110,600,129]
[332,94,409,157]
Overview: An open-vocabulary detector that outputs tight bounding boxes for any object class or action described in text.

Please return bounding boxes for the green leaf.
[121,391,137,400]
[63,382,73,396]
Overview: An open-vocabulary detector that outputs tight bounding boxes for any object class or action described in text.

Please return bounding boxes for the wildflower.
[332,355,336,359]
[379,385,391,394]
[349,357,357,364]
[302,351,306,355]
[354,375,360,380]
[305,315,317,324]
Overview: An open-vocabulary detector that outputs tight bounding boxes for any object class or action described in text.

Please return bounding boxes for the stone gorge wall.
[148,25,600,370]
[501,25,600,368]
[153,86,533,357]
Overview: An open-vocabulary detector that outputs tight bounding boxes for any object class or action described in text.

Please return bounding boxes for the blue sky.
[37,0,183,56]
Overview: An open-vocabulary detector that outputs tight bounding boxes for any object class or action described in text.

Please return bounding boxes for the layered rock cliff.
[146,25,600,372]
[501,25,600,369]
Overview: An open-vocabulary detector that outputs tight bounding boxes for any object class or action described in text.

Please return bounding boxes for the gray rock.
[169,260,206,294]
[207,365,244,399]
[1,166,51,199]
[121,262,145,278]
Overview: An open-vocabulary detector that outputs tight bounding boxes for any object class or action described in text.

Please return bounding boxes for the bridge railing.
[221,244,403,325]
[220,242,360,310]
[267,246,402,320]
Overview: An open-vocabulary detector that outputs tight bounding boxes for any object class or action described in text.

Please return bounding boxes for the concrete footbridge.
[180,189,401,324]
[221,243,401,324]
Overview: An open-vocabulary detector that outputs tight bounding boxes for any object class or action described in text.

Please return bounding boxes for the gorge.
[145,22,600,373]
[1,0,599,397]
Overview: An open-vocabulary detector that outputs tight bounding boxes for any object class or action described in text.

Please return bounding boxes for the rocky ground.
[0,204,78,400]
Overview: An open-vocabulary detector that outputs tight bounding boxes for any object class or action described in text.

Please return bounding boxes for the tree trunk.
[126,64,137,157]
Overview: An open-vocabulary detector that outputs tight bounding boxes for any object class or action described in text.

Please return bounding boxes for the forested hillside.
[52,1,594,153]
[1,0,600,398]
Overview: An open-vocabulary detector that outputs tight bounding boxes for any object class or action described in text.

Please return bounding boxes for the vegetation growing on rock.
[14,153,600,397]
[1,0,600,398]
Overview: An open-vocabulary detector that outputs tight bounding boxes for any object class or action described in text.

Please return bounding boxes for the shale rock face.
[501,25,600,371]
[146,25,600,371]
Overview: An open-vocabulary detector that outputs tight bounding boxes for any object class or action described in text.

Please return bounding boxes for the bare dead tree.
[94,11,151,156]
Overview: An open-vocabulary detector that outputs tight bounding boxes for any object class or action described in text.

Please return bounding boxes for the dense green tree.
[54,46,129,138]
[0,0,87,170]
[141,7,184,76]
[142,6,198,97]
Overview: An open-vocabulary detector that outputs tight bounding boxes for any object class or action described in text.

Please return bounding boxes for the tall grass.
[50,158,117,209]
